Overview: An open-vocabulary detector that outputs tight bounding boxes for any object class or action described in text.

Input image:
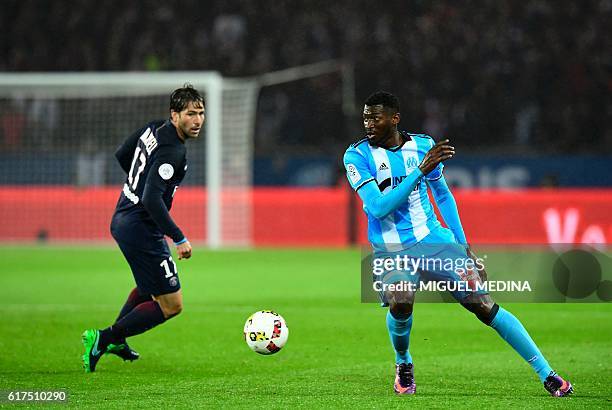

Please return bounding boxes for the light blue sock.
[490,307,553,382]
[386,310,413,364]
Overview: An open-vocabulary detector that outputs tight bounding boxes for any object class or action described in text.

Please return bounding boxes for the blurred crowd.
[1,0,610,156]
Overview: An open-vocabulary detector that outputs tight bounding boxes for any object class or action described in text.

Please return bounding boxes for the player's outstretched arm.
[428,175,467,244]
[427,161,487,281]
[344,140,455,219]
[357,169,423,219]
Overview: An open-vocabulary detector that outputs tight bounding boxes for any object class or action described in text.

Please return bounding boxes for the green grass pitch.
[0,246,610,408]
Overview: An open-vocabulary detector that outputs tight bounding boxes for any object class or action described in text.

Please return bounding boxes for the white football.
[243,310,289,355]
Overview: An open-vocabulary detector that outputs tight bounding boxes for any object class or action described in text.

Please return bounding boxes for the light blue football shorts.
[372,226,487,304]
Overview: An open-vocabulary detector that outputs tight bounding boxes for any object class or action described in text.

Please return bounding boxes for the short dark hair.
[364,91,400,113]
[170,83,204,112]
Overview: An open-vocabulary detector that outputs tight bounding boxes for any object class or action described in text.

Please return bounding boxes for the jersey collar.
[384,131,411,152]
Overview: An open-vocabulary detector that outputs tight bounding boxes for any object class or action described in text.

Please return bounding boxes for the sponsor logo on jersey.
[378,162,388,171]
[393,175,408,186]
[377,175,421,191]
[158,163,174,180]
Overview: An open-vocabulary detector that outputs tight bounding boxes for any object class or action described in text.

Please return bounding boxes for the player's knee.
[462,299,499,326]
[159,301,183,318]
[386,288,415,307]
[169,302,183,317]
[390,302,413,318]
[164,305,182,319]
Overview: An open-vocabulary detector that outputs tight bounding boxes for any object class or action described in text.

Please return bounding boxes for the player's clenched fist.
[418,139,455,175]
[176,241,192,259]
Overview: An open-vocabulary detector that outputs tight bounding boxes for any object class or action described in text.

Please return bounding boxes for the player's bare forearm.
[419,139,454,175]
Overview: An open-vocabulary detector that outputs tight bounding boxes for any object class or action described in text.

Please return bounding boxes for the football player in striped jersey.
[344,91,572,397]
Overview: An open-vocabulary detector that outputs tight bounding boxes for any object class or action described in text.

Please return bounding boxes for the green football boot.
[81,329,107,373]
[106,342,140,362]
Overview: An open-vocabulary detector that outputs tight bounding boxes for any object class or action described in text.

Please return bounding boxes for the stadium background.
[1,0,611,246]
[0,1,611,407]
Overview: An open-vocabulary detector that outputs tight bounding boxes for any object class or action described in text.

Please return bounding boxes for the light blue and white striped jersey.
[343,131,444,251]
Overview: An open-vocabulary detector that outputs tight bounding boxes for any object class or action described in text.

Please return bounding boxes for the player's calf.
[154,290,183,319]
[159,302,182,318]
[474,301,573,393]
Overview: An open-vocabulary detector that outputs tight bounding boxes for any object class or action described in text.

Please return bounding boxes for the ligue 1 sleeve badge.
[158,163,174,180]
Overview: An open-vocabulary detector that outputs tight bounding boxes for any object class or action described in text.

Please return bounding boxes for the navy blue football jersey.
[112,120,187,243]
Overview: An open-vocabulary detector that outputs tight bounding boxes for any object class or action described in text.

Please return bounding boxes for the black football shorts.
[115,238,181,296]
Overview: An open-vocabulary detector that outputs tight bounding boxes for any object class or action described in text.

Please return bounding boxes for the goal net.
[0,62,351,247]
[0,72,256,246]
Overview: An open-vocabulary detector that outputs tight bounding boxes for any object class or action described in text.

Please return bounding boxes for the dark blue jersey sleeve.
[115,126,147,174]
[141,146,185,243]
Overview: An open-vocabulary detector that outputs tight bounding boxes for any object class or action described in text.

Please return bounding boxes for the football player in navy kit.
[81,84,205,372]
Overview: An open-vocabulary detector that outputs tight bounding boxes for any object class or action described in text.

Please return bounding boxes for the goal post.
[0,61,353,247]
[0,71,255,247]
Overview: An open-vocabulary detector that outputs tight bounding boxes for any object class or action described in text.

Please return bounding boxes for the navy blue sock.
[116,287,152,322]
[386,310,413,364]
[104,287,152,345]
[100,301,166,347]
